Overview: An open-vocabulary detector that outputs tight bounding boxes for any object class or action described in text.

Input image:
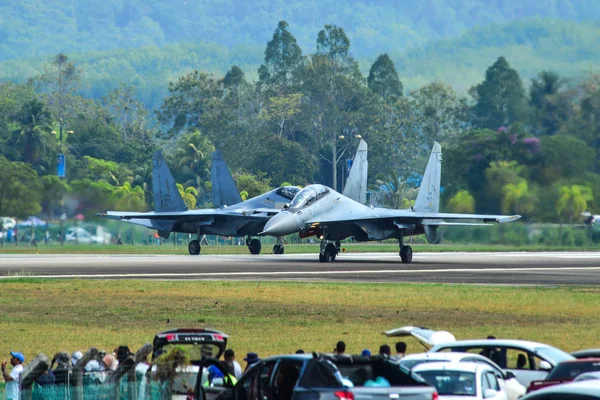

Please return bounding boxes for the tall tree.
[0,156,42,218]
[530,71,567,135]
[39,53,82,148]
[409,82,469,144]
[258,21,303,96]
[157,71,223,137]
[103,84,153,144]
[10,99,55,166]
[367,54,403,101]
[470,56,528,130]
[302,24,365,190]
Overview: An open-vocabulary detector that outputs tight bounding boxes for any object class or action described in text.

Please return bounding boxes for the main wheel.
[188,240,201,255]
[319,253,326,262]
[325,243,337,262]
[400,245,413,264]
[248,238,262,255]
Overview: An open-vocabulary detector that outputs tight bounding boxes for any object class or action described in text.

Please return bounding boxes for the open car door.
[383,326,456,350]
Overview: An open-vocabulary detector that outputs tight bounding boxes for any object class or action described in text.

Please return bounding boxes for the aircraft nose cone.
[262,212,298,236]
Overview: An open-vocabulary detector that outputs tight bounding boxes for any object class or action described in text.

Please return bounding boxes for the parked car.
[64,227,104,244]
[150,328,229,398]
[571,348,600,359]
[399,352,525,400]
[412,362,507,399]
[527,358,600,393]
[574,371,600,381]
[385,326,574,388]
[197,353,439,400]
[520,380,600,399]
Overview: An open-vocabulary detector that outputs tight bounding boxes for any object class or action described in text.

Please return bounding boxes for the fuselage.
[262,184,423,241]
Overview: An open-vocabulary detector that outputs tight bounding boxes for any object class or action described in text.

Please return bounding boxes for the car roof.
[558,358,600,364]
[431,339,552,351]
[572,349,600,359]
[412,361,489,373]
[575,371,600,381]
[402,352,488,362]
[524,380,600,397]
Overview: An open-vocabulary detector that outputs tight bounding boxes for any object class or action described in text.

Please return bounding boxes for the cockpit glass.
[276,186,301,201]
[289,185,329,210]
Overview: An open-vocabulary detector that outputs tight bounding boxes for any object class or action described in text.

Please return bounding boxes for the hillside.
[2,0,600,62]
[1,18,599,109]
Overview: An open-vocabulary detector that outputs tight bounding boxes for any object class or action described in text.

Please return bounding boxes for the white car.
[65,227,104,244]
[400,353,525,400]
[385,325,574,388]
[413,362,507,400]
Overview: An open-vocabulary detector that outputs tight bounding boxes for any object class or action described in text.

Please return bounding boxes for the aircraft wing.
[97,208,275,221]
[305,207,521,225]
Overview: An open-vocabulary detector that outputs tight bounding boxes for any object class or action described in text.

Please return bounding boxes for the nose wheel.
[273,237,285,254]
[188,239,201,255]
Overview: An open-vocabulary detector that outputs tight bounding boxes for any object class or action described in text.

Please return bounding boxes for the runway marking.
[3,265,600,279]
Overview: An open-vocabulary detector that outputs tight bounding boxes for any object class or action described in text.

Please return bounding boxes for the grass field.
[0,242,599,254]
[1,279,598,373]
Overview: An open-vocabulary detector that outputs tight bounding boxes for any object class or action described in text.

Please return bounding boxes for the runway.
[1,251,600,285]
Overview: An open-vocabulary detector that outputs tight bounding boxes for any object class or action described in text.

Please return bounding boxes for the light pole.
[52,125,73,246]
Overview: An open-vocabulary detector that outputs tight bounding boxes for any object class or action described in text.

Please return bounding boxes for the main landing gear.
[272,237,284,255]
[246,236,262,255]
[319,240,340,262]
[398,237,413,264]
[188,239,201,255]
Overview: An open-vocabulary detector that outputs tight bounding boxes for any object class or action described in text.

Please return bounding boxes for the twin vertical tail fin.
[414,142,442,243]
[211,150,242,207]
[343,139,369,204]
[152,151,187,212]
[414,142,442,214]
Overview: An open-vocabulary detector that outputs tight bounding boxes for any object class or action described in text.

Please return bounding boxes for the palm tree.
[502,179,536,216]
[12,99,54,164]
[374,171,418,209]
[112,182,146,211]
[176,183,198,209]
[556,185,593,244]
[173,130,215,200]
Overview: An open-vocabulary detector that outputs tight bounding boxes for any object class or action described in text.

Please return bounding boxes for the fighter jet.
[97,142,369,255]
[260,142,521,263]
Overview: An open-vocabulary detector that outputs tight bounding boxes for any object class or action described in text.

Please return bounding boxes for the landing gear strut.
[272,237,284,255]
[247,237,262,255]
[398,236,412,264]
[319,240,338,262]
[188,239,201,255]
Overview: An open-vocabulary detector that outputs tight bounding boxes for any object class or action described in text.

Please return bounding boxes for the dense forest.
[3,0,600,62]
[1,2,600,245]
[1,18,599,109]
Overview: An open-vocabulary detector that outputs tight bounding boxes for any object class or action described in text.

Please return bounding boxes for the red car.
[527,358,600,393]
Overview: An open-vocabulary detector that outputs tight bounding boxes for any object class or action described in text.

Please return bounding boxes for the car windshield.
[155,343,222,363]
[536,347,576,364]
[289,185,329,210]
[416,371,477,396]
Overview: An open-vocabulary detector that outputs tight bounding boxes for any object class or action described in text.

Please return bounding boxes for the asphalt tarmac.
[1,251,600,285]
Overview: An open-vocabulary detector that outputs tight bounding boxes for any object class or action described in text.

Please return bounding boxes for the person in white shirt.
[391,342,406,361]
[224,349,242,380]
[2,351,25,400]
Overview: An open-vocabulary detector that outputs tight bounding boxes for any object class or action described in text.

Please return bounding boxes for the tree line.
[1,21,599,230]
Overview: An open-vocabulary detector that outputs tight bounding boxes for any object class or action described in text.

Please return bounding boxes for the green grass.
[0,280,598,375]
[0,242,598,254]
